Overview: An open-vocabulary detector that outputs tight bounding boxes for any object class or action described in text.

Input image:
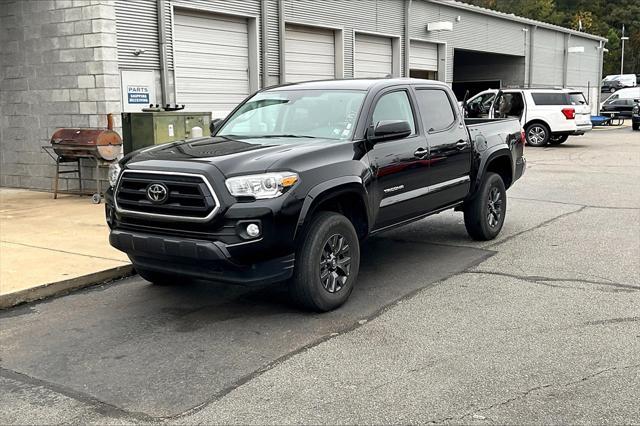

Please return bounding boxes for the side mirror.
[368,120,412,143]
[209,118,222,135]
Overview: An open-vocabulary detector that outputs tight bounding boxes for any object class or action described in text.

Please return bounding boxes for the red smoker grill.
[43,114,123,203]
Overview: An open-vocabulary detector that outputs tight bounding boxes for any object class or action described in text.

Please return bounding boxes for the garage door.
[173,11,249,117]
[410,40,438,72]
[285,25,335,83]
[355,33,392,78]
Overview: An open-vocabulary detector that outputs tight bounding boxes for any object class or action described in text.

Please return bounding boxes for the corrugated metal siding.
[567,37,599,90]
[115,0,160,69]
[410,40,438,71]
[282,0,404,78]
[409,1,526,83]
[355,33,393,77]
[266,0,280,78]
[532,28,564,87]
[285,25,335,82]
[173,10,250,116]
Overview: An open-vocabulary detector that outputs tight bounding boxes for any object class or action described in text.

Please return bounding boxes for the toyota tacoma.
[106,79,525,311]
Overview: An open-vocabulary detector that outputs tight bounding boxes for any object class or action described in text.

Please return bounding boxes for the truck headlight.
[108,162,121,188]
[225,172,298,199]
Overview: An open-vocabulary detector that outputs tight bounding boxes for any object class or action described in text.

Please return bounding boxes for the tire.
[633,123,639,131]
[549,134,569,145]
[136,267,182,286]
[525,122,551,147]
[289,211,360,312]
[464,172,507,241]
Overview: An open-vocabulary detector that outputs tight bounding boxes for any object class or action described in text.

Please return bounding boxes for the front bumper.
[109,229,295,285]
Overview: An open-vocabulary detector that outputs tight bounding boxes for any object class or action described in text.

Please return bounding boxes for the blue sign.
[127,85,150,104]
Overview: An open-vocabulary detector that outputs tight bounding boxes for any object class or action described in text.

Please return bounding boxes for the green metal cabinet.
[121,111,212,154]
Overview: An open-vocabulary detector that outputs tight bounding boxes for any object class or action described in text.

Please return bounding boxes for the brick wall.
[0,0,121,191]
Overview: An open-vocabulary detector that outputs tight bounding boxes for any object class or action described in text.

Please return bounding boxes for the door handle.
[414,147,428,158]
[455,140,469,150]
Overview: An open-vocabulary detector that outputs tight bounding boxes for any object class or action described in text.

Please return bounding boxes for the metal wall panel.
[285,25,335,82]
[409,40,438,71]
[266,0,280,78]
[282,0,404,78]
[355,33,393,78]
[173,10,250,116]
[115,0,160,69]
[409,1,526,83]
[531,28,564,87]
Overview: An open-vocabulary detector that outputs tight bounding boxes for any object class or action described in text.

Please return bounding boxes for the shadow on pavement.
[0,236,492,417]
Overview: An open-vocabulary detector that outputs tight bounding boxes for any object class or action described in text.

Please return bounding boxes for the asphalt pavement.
[1,126,638,424]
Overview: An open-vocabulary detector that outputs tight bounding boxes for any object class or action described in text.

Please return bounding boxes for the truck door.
[367,87,431,229]
[414,87,472,209]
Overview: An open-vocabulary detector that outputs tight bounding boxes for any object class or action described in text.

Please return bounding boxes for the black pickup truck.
[106,79,525,311]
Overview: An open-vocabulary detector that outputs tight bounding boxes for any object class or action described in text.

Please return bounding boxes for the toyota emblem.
[146,183,168,204]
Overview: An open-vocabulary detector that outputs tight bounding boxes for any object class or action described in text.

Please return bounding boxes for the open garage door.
[285,24,335,83]
[355,33,392,78]
[174,10,250,117]
[452,49,525,100]
[409,40,438,80]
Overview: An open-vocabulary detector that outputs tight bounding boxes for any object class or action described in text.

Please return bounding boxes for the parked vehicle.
[632,99,639,131]
[601,74,637,93]
[600,87,640,118]
[465,88,592,146]
[105,79,525,312]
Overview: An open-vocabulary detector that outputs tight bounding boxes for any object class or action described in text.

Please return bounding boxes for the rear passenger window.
[372,91,416,135]
[415,89,456,132]
[531,93,571,105]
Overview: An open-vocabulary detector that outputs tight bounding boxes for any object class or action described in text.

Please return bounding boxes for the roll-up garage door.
[285,25,335,83]
[355,33,392,78]
[410,40,438,72]
[173,10,249,117]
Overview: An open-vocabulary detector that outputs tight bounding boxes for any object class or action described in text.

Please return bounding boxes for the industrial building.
[1,0,607,190]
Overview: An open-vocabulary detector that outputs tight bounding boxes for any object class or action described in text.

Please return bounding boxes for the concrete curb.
[0,264,135,309]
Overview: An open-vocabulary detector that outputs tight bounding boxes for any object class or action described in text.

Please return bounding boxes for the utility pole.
[621,25,629,74]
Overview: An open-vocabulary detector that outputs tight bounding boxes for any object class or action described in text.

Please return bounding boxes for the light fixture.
[427,21,453,32]
[133,48,146,56]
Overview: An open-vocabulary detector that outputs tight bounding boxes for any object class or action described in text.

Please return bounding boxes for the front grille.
[115,171,217,220]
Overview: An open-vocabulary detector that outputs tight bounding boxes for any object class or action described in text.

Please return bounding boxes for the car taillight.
[561,108,575,119]
[520,128,526,145]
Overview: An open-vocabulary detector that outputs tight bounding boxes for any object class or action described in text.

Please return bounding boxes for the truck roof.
[266,78,449,92]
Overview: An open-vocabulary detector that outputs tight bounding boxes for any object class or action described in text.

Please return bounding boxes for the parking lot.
[1,125,639,424]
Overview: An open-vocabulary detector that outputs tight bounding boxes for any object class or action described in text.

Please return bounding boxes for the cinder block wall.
[0,0,121,191]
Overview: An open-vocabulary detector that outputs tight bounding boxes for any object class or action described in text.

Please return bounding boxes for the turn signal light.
[561,108,575,120]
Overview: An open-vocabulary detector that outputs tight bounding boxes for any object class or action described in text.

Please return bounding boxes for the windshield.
[217,89,367,140]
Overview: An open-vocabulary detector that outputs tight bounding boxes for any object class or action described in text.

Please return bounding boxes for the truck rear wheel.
[289,211,360,312]
[464,172,507,241]
[525,122,550,147]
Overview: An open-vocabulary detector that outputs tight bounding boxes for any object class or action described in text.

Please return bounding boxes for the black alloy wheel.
[320,234,352,293]
[289,211,360,312]
[486,186,504,229]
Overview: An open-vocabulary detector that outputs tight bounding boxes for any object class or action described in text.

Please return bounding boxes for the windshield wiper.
[258,134,320,139]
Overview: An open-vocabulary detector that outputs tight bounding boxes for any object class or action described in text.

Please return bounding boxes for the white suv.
[465,88,592,147]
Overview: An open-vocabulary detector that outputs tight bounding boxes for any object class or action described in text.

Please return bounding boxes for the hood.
[126,136,351,176]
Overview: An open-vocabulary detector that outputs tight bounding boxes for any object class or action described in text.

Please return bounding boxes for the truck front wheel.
[290,211,360,312]
[464,172,507,241]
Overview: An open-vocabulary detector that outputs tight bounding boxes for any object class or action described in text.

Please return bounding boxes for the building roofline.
[428,0,608,43]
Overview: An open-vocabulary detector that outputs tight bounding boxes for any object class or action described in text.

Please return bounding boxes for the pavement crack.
[0,367,156,423]
[510,197,640,211]
[466,270,639,293]
[485,206,586,248]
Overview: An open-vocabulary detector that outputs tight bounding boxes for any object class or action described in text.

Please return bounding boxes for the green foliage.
[463,0,640,75]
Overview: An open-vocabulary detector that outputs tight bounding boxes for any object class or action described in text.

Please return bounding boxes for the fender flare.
[472,147,513,195]
[295,176,370,238]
